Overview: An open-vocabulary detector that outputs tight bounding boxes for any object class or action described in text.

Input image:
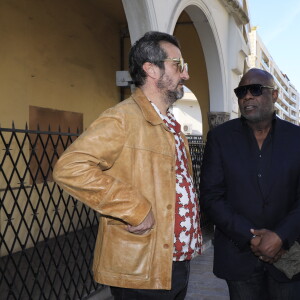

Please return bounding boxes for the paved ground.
[92,243,230,300]
[186,244,229,300]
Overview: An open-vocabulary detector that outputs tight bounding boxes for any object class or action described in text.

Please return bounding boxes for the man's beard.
[157,73,184,107]
[166,86,184,105]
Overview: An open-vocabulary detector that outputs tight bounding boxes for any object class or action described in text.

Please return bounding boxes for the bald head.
[239,68,275,87]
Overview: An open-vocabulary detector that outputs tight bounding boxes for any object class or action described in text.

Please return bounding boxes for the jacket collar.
[131,88,164,126]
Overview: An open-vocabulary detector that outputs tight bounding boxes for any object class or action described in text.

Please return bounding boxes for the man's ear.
[142,62,159,79]
[272,89,278,103]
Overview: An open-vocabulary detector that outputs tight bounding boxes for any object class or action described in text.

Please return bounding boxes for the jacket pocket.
[100,224,153,277]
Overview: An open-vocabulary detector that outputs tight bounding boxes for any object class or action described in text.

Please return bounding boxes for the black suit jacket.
[200,117,300,282]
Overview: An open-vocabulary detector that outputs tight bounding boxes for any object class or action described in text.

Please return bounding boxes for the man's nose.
[181,67,189,80]
[244,88,253,99]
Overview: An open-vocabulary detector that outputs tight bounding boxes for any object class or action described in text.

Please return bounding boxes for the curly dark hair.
[129,31,180,87]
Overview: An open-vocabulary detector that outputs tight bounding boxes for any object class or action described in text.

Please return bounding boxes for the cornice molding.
[220,0,249,25]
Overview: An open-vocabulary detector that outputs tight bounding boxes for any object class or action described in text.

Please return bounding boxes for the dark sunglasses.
[234,84,274,99]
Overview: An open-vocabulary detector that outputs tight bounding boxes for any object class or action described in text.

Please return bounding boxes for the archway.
[170,3,227,136]
[172,86,203,136]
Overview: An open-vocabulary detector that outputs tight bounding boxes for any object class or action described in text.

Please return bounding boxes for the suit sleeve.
[53,112,151,227]
[200,130,255,249]
[274,174,300,248]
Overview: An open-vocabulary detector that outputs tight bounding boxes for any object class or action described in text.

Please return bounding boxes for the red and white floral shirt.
[151,103,202,261]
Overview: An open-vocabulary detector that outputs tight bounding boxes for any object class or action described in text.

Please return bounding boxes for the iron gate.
[186,135,210,229]
[0,124,104,299]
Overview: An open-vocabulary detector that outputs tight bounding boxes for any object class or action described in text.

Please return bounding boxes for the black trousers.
[226,260,300,300]
[110,260,190,300]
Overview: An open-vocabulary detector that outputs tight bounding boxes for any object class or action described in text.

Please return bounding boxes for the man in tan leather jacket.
[53,31,202,299]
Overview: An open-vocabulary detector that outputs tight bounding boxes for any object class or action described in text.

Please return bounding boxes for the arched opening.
[172,86,203,136]
[173,9,209,137]
[172,5,226,136]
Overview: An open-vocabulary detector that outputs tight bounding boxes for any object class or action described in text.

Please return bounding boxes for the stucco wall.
[0,0,121,128]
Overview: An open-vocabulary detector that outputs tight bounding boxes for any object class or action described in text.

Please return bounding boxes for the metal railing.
[0,125,208,299]
[0,124,103,299]
[186,135,210,229]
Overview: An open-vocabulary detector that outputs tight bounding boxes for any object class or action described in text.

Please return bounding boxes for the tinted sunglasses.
[162,57,188,73]
[234,84,274,99]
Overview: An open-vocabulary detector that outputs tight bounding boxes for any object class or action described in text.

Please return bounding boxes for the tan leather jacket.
[53,88,194,289]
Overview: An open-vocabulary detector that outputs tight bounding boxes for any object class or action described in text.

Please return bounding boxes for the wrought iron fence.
[186,135,210,229]
[0,125,208,300]
[0,124,103,299]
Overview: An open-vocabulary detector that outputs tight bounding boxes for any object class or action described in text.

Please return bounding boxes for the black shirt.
[241,115,276,200]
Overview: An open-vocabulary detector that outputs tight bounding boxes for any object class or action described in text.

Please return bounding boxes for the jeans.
[110,260,190,300]
[226,260,300,300]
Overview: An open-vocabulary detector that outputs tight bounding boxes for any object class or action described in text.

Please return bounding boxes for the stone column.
[207,112,230,130]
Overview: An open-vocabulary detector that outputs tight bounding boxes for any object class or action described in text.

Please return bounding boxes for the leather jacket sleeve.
[53,111,152,227]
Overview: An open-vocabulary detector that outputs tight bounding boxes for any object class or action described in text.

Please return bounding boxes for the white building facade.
[172,87,203,136]
[248,27,300,125]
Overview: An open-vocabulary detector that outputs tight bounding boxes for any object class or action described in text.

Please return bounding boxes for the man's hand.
[250,228,283,263]
[127,210,155,234]
[272,248,286,263]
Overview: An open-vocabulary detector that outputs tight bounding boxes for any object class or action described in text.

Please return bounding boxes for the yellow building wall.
[174,17,210,138]
[0,0,124,256]
[0,0,121,129]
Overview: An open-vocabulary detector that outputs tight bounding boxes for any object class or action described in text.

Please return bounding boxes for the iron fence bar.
[0,125,102,299]
[0,126,79,136]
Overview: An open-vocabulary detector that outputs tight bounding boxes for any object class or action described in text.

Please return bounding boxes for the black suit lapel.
[231,121,259,189]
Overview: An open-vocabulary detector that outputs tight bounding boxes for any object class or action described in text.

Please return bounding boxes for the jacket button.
[167,204,172,210]
[163,244,169,249]
[171,167,174,172]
